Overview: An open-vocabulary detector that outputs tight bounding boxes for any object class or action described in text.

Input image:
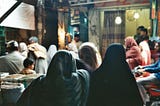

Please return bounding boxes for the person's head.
[74,33,80,42]
[104,43,126,65]
[140,28,148,36]
[23,58,35,69]
[47,45,57,64]
[6,40,19,53]
[78,42,101,70]
[141,35,149,41]
[19,42,28,52]
[46,50,76,80]
[28,36,38,44]
[154,42,160,51]
[147,26,152,36]
[98,43,133,86]
[136,26,145,35]
[125,37,138,50]
[19,42,28,57]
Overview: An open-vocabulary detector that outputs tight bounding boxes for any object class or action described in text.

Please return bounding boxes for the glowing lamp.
[115,16,122,25]
[134,12,140,19]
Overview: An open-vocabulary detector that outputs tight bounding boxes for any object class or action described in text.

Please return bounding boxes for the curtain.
[101,10,125,57]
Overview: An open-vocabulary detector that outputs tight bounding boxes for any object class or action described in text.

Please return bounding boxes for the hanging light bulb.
[115,16,122,24]
[134,12,140,19]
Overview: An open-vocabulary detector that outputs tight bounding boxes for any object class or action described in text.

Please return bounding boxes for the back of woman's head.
[104,43,126,65]
[125,37,138,49]
[19,42,28,52]
[47,45,57,64]
[98,43,128,76]
[78,43,98,70]
[46,50,76,80]
[19,42,28,57]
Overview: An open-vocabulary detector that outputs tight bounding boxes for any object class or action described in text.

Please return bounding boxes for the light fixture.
[134,12,140,19]
[84,18,87,23]
[115,16,122,25]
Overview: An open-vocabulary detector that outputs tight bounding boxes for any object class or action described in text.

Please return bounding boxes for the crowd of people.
[15,43,143,106]
[0,26,160,105]
[129,25,160,105]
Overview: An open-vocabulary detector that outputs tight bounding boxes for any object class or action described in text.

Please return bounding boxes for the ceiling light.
[115,16,122,25]
[134,12,140,19]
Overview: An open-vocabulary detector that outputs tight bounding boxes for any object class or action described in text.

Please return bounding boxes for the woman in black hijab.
[87,43,143,106]
[16,50,90,106]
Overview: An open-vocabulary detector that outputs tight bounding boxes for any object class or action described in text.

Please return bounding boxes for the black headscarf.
[87,43,143,106]
[76,59,93,73]
[16,50,89,106]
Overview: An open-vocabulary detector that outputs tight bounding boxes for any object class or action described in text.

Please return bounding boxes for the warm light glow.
[115,16,122,24]
[58,23,65,49]
[134,12,140,19]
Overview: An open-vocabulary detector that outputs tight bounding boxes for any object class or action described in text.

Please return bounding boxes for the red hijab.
[125,37,142,69]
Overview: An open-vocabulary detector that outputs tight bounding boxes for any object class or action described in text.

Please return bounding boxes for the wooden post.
[0,26,6,56]
[42,0,58,50]
[36,0,45,44]
[158,0,160,37]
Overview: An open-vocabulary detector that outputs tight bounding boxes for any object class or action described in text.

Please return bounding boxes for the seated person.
[125,37,142,70]
[139,35,151,66]
[136,59,160,80]
[136,59,160,104]
[20,58,36,75]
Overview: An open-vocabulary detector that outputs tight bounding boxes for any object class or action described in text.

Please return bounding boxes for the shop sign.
[70,8,80,25]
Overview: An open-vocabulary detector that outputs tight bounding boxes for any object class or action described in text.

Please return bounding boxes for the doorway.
[101,10,125,57]
[100,8,151,57]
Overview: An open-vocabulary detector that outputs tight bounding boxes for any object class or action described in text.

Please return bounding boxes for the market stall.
[0,73,43,106]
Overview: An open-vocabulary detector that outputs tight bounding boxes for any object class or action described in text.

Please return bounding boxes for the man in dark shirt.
[134,26,145,45]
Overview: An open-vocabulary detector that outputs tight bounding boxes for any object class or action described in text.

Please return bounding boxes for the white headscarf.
[19,42,28,58]
[47,45,57,64]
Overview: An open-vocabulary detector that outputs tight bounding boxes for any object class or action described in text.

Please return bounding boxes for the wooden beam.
[70,0,118,6]
[17,0,37,5]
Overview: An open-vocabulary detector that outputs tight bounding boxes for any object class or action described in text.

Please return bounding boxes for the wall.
[125,9,151,36]
[94,0,150,7]
[88,8,151,57]
[88,9,101,50]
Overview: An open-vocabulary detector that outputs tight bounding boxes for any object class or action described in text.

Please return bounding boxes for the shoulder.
[76,69,90,84]
[77,69,90,77]
[28,75,45,87]
[16,75,45,106]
